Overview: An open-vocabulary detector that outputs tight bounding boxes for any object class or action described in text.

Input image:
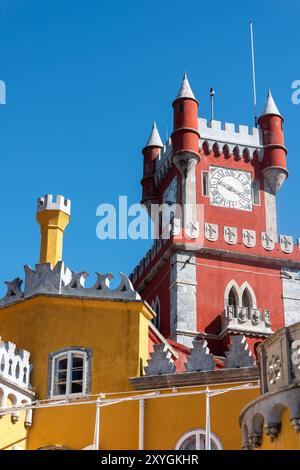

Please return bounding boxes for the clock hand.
[218,180,244,198]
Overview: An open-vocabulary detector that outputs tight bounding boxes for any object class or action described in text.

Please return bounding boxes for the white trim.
[139,399,145,450]
[175,428,223,450]
[50,350,87,399]
[224,280,241,308]
[240,281,257,309]
[224,280,257,309]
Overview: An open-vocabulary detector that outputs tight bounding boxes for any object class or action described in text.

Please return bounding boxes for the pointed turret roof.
[144,121,163,148]
[175,72,197,101]
[260,89,282,119]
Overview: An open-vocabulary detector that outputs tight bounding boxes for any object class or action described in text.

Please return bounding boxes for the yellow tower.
[36,194,71,267]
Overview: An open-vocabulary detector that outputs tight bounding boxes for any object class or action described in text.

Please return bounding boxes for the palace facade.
[0,74,299,450]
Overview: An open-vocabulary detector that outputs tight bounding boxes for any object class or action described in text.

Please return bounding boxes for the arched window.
[151,297,161,330]
[175,429,223,450]
[225,281,257,311]
[242,289,252,309]
[240,282,257,309]
[228,287,238,310]
[48,347,92,398]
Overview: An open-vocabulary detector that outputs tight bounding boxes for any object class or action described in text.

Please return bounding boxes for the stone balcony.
[240,322,300,449]
[259,322,300,394]
[220,306,273,337]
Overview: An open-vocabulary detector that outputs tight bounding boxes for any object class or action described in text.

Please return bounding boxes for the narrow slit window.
[202,171,209,197]
[252,180,260,205]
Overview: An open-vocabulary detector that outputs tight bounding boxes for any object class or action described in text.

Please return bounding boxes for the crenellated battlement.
[198,118,261,144]
[198,118,263,160]
[154,118,265,185]
[155,138,172,185]
[0,262,141,307]
[37,194,71,215]
[0,340,32,389]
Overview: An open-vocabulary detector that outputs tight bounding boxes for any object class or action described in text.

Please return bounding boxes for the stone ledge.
[130,366,259,390]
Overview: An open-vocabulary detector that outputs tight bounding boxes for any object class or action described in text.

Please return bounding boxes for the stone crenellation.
[130,236,170,285]
[184,339,215,372]
[154,118,265,184]
[0,262,141,307]
[0,340,32,389]
[198,118,263,150]
[155,138,172,185]
[37,194,71,216]
[144,343,176,376]
[223,335,255,369]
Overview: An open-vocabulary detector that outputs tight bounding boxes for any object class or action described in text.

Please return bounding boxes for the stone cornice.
[130,366,259,390]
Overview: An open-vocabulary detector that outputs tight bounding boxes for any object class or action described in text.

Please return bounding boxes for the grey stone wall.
[281,268,300,326]
[169,251,197,347]
[264,179,277,239]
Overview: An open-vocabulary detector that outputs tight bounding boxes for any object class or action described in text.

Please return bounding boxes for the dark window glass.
[202,172,209,196]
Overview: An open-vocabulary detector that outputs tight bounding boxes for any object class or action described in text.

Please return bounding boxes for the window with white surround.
[175,429,223,450]
[48,347,92,398]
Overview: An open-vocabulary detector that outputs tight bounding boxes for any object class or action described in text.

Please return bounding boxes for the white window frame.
[175,428,223,450]
[49,348,90,399]
[201,170,210,197]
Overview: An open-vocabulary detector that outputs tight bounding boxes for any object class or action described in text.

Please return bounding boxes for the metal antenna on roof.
[210,88,215,123]
[250,20,258,128]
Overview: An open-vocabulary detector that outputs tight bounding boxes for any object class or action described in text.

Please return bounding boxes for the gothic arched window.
[228,287,238,310]
[242,289,252,309]
[151,297,161,330]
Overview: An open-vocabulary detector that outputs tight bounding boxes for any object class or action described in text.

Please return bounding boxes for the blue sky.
[0,0,299,294]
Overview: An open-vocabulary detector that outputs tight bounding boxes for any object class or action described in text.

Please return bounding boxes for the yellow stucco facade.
[257,410,300,450]
[0,291,260,450]
[0,195,263,451]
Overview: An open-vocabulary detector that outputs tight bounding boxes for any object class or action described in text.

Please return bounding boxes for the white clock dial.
[209,166,252,211]
[163,177,178,205]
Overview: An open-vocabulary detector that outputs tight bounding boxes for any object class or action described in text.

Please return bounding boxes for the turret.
[171,72,200,175]
[258,89,288,193]
[36,194,71,267]
[141,122,163,216]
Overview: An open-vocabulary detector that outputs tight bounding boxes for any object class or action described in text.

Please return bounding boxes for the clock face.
[163,177,178,205]
[209,166,252,211]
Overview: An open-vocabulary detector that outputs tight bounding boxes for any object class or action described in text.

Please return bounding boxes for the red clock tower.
[132,74,300,358]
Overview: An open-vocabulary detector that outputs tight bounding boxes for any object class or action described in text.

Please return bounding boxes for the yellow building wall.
[0,400,27,450]
[24,385,258,450]
[258,409,300,450]
[0,294,259,450]
[0,296,151,398]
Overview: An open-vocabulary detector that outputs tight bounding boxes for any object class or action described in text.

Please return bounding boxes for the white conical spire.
[145,121,163,148]
[175,72,196,101]
[260,89,282,118]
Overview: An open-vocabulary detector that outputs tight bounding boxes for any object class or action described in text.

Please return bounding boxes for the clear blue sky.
[0,0,299,294]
